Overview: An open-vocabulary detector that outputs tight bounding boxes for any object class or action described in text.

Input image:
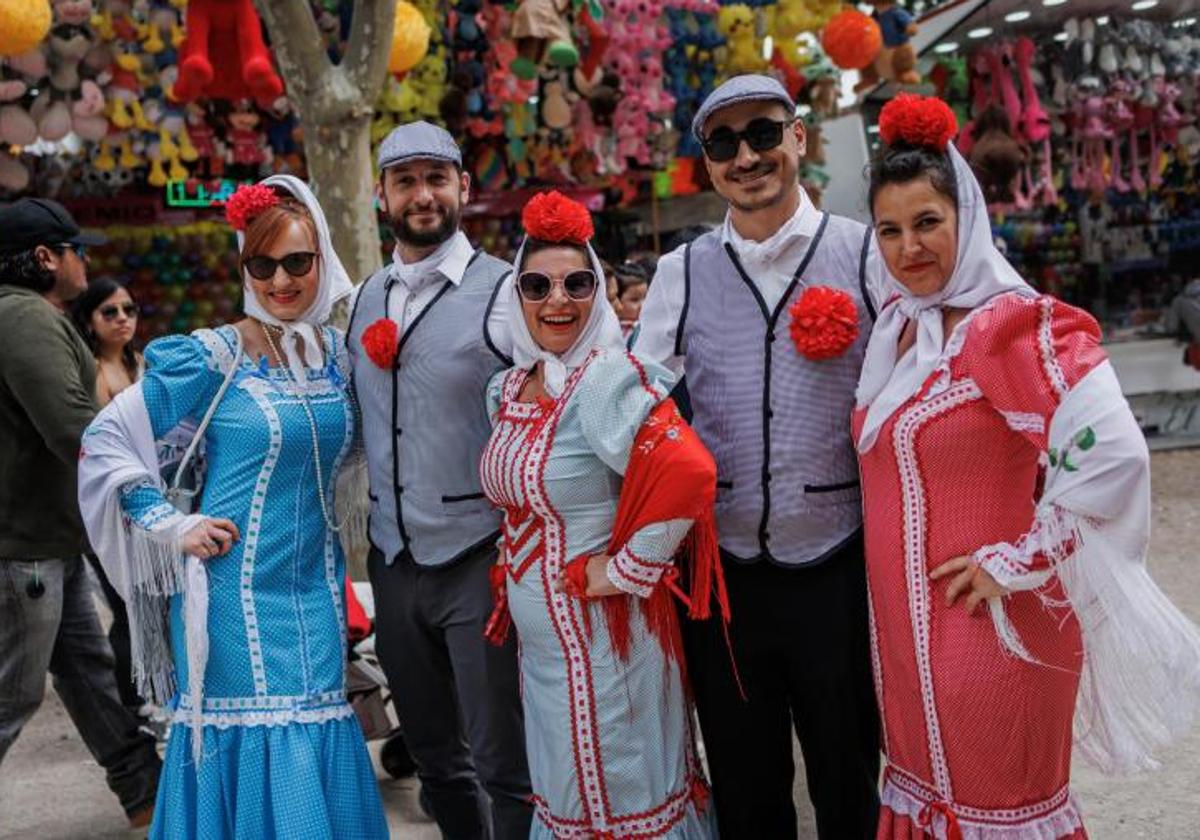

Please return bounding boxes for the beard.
[389,203,460,248]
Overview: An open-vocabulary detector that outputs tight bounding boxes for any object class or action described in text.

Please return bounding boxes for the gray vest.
[347,251,512,566]
[680,214,874,566]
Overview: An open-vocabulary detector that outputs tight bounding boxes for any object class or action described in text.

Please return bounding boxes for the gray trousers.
[368,543,532,840]
[0,556,161,816]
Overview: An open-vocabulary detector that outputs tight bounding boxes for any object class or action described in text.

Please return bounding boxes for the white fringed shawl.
[78,384,209,763]
[976,361,1200,774]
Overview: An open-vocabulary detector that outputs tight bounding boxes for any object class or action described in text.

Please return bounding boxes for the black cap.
[0,198,108,254]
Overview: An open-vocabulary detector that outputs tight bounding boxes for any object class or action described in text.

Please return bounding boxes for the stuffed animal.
[30,0,109,141]
[767,0,813,98]
[0,50,44,148]
[717,5,767,77]
[968,104,1025,204]
[222,98,271,179]
[510,0,577,80]
[857,0,919,90]
[173,0,283,103]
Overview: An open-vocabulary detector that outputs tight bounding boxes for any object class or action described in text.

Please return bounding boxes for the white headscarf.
[238,174,354,387]
[855,144,1034,452]
[507,237,624,397]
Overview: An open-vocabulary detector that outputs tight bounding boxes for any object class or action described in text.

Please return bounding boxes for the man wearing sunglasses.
[632,75,885,838]
[345,122,532,840]
[0,198,162,827]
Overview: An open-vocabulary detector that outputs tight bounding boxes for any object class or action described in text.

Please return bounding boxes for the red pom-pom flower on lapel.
[361,318,400,369]
[788,286,860,361]
[878,93,958,150]
[521,190,595,244]
[224,183,279,230]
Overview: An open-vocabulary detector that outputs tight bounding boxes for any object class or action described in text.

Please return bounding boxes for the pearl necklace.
[260,321,341,533]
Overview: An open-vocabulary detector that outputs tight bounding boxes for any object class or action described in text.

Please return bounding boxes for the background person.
[0,198,161,829]
[71,276,153,720]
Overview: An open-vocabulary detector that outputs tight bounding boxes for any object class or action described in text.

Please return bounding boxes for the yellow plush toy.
[769,0,814,70]
[718,5,768,77]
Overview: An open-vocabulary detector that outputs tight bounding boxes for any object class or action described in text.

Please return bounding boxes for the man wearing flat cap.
[0,199,162,828]
[634,75,885,838]
[346,121,532,839]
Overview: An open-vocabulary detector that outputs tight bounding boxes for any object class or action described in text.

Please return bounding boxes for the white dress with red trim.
[854,293,1112,840]
[481,348,715,840]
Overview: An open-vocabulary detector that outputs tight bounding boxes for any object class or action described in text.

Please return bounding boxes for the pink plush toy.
[1104,78,1135,193]
[1014,37,1055,206]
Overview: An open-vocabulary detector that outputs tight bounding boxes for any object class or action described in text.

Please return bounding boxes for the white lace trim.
[894,379,984,800]
[881,774,1084,839]
[1038,297,1069,398]
[194,326,239,374]
[1000,411,1046,435]
[171,700,355,730]
[923,294,1011,399]
[607,547,664,598]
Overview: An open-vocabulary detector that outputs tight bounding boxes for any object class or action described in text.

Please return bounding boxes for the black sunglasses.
[516,269,598,302]
[57,242,88,259]
[242,251,318,281]
[99,302,138,320]
[701,117,796,163]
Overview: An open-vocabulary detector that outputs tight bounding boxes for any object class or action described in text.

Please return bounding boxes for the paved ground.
[2,450,1198,840]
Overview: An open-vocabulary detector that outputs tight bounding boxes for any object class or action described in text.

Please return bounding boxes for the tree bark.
[254,0,395,282]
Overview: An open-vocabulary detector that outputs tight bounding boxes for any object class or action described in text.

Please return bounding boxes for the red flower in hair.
[521,190,594,244]
[361,318,400,369]
[788,286,860,361]
[224,184,279,231]
[878,93,958,149]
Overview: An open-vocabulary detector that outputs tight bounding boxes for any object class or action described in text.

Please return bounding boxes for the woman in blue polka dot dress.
[79,177,387,839]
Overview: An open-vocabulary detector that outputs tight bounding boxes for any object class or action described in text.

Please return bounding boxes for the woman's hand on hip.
[555,554,621,598]
[930,555,1008,614]
[181,517,240,560]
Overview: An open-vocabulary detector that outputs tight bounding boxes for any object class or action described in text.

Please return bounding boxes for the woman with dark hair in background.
[72,276,143,408]
[71,277,153,720]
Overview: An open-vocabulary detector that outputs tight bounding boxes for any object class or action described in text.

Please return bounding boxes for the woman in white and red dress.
[479,192,721,838]
[854,95,1200,840]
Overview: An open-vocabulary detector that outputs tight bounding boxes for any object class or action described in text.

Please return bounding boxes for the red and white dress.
[855,292,1108,839]
[480,348,716,839]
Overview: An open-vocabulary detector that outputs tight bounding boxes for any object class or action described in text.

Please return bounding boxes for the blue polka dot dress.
[119,325,388,840]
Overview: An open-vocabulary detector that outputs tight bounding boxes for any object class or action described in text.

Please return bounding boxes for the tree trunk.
[254,0,395,283]
[303,113,380,283]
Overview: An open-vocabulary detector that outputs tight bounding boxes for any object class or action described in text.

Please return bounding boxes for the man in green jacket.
[0,198,161,827]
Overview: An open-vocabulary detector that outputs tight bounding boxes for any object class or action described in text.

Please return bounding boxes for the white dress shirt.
[349,230,513,358]
[634,188,885,375]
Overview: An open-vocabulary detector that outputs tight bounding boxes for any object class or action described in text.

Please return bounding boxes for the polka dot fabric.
[127,326,387,839]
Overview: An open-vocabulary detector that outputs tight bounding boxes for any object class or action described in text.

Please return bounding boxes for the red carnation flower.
[521,190,594,244]
[788,286,860,361]
[224,184,279,231]
[361,318,399,370]
[878,93,958,150]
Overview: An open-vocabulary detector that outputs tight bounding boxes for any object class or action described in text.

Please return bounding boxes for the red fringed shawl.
[486,398,729,679]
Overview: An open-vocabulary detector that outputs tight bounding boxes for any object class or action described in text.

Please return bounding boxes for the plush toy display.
[856,0,919,90]
[510,0,578,80]
[172,0,283,103]
[717,5,767,77]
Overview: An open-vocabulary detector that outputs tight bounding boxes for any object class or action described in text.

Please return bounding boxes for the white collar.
[721,187,821,261]
[388,230,475,289]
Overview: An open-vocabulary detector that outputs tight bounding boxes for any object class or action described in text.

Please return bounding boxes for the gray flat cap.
[378,121,462,171]
[692,75,796,140]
